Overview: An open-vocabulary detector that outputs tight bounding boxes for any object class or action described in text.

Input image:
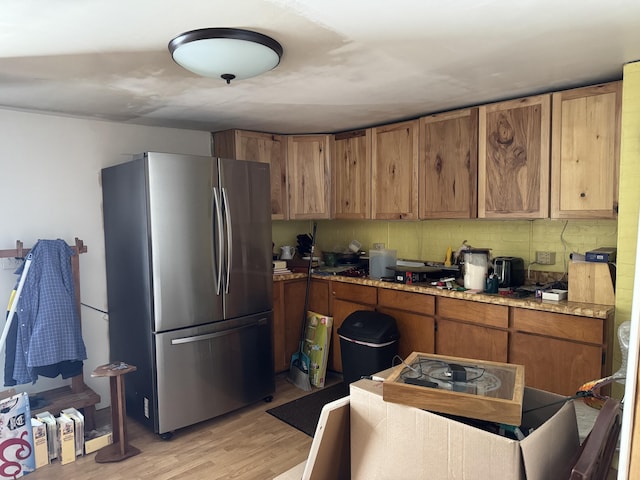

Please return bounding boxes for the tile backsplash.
[272,218,618,277]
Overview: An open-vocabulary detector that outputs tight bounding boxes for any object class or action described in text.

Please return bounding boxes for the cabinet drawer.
[332,282,377,305]
[437,297,508,328]
[512,308,603,344]
[378,288,435,315]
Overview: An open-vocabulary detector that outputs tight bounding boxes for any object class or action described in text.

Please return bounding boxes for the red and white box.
[0,391,35,478]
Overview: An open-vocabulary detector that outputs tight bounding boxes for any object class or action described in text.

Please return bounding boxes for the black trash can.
[338,310,399,384]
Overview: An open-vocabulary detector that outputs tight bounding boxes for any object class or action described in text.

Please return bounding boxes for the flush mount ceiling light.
[168,28,283,84]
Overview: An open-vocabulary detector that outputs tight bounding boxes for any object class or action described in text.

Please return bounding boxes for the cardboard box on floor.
[350,378,581,480]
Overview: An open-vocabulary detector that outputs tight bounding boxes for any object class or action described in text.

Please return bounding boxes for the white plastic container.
[369,249,397,279]
[463,249,490,291]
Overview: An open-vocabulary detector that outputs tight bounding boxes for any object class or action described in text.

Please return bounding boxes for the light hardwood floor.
[27,373,317,480]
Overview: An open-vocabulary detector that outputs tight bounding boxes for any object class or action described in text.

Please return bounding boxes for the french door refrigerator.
[101,152,274,436]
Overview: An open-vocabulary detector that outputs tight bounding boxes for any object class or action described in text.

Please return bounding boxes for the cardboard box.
[350,377,580,480]
[0,391,35,478]
[56,415,75,465]
[31,418,49,469]
[61,408,84,457]
[302,311,333,388]
[34,411,58,461]
[541,289,568,301]
[84,425,113,455]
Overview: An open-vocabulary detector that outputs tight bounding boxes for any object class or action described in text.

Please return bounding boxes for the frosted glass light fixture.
[168,28,283,84]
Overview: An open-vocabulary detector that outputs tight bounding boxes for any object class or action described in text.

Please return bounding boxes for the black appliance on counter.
[493,257,525,288]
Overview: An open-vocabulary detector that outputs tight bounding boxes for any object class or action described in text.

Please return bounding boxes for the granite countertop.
[273,272,614,319]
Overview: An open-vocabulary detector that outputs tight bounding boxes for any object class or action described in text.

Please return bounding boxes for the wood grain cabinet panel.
[332,282,377,305]
[436,318,508,363]
[509,307,610,395]
[272,280,287,372]
[272,279,332,373]
[478,94,551,218]
[332,129,372,219]
[377,289,435,315]
[377,289,435,359]
[435,297,509,362]
[212,129,288,220]
[371,120,419,220]
[551,81,622,219]
[512,308,604,344]
[287,135,331,219]
[419,108,478,219]
[509,332,602,396]
[437,297,508,328]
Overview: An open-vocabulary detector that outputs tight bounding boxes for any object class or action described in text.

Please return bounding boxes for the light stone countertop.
[273,272,614,319]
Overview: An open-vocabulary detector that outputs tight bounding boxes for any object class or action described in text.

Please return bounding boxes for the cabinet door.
[510,332,602,396]
[510,307,610,395]
[435,318,508,363]
[287,135,331,219]
[330,299,375,373]
[371,120,419,220]
[332,129,372,219]
[377,307,434,359]
[275,278,332,373]
[272,281,287,373]
[329,282,377,372]
[212,129,288,220]
[377,288,435,358]
[478,95,551,218]
[282,280,307,372]
[551,81,622,219]
[419,108,478,219]
[309,279,330,316]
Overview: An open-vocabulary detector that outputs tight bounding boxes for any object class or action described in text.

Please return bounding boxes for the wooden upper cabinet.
[419,108,478,219]
[287,135,331,219]
[371,120,419,220]
[332,129,372,219]
[550,81,622,219]
[478,95,551,219]
[212,129,288,220]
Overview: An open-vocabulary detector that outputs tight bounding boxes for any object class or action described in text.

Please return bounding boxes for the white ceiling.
[2,0,640,134]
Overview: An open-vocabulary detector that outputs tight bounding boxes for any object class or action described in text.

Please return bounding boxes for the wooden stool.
[91,362,141,462]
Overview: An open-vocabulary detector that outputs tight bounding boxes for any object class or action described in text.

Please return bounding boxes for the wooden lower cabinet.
[509,307,610,396]
[377,289,435,359]
[436,318,508,363]
[435,297,509,362]
[272,278,330,373]
[276,280,611,396]
[509,332,602,396]
[329,282,377,372]
[329,284,436,372]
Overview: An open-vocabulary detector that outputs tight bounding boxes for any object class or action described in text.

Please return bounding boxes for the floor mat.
[266,382,349,437]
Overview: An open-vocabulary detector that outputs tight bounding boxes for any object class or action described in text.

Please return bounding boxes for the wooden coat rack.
[0,238,100,430]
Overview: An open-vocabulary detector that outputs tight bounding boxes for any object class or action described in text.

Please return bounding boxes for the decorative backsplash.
[273,218,618,276]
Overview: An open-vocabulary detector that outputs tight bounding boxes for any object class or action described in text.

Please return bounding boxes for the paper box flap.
[520,398,580,480]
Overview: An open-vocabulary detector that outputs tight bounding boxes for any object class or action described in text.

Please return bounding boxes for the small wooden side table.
[91,362,141,462]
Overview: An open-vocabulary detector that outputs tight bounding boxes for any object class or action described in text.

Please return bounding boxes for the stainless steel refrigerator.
[101,152,274,436]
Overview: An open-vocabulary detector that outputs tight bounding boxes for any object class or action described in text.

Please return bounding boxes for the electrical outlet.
[536,251,556,265]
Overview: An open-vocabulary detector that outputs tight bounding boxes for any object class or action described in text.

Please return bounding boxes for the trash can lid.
[337,310,399,344]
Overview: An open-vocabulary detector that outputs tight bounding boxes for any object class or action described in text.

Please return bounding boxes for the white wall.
[0,108,211,408]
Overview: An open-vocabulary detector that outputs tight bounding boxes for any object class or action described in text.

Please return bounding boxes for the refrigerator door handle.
[212,187,224,296]
[170,317,268,345]
[222,187,233,294]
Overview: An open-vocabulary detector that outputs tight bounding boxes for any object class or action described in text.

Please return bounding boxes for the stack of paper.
[273,260,291,275]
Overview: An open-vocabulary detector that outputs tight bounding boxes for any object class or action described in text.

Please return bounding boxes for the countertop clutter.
[273,272,613,319]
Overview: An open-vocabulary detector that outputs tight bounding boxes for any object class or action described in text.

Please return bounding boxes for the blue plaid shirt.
[12,239,87,384]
